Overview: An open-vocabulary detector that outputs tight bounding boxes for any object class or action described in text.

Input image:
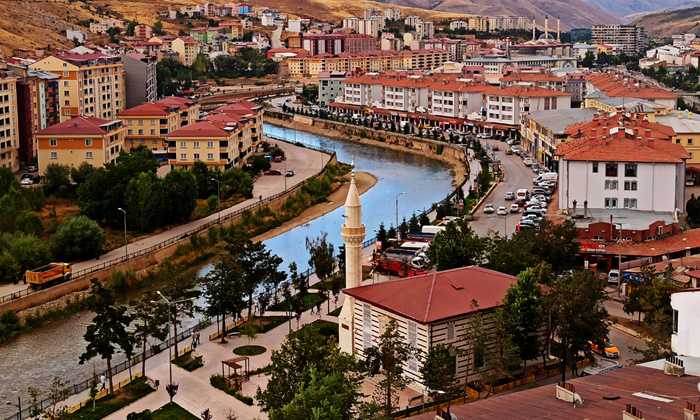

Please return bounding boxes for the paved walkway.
[1,141,329,298]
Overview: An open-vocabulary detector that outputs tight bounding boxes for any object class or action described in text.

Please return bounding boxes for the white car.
[504,191,515,200]
[497,206,508,216]
[523,158,534,167]
[510,204,520,213]
[483,204,495,214]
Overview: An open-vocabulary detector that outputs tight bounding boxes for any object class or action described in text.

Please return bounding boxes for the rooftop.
[587,72,677,101]
[343,266,516,324]
[37,116,119,136]
[527,108,598,134]
[573,208,675,231]
[408,365,700,420]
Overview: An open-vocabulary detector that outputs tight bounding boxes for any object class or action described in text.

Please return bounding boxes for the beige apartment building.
[172,36,200,66]
[29,50,126,122]
[35,116,126,175]
[287,50,449,77]
[118,96,200,155]
[0,72,20,172]
[165,101,262,170]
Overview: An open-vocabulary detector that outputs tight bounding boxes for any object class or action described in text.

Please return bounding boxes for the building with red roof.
[164,100,261,170]
[35,116,125,175]
[343,266,516,389]
[585,72,677,111]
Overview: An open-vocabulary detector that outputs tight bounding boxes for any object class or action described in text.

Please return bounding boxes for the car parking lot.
[470,138,556,237]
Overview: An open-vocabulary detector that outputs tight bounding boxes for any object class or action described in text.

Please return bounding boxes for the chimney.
[664,356,685,376]
[686,402,699,420]
[557,17,561,42]
[623,404,643,420]
[555,382,583,406]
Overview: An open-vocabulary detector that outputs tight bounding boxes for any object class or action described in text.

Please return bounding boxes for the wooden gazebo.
[221,356,250,391]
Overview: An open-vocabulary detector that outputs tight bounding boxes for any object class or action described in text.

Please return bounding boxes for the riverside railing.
[0,143,336,306]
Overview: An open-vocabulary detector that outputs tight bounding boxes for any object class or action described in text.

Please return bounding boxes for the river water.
[0,124,453,415]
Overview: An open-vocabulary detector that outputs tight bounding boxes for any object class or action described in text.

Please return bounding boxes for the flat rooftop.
[573,209,675,231]
[408,365,700,420]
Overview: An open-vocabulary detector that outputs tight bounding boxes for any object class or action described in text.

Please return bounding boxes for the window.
[50,151,57,160]
[604,197,618,208]
[623,198,638,209]
[207,153,214,160]
[193,153,200,160]
[49,138,57,147]
[180,153,187,160]
[193,141,200,149]
[673,309,679,334]
[605,163,618,177]
[689,138,694,145]
[446,321,455,340]
[676,138,681,144]
[179,141,187,148]
[624,163,637,177]
[207,141,214,148]
[624,180,638,191]
[592,162,598,173]
[84,139,92,146]
[85,151,93,159]
[604,180,618,190]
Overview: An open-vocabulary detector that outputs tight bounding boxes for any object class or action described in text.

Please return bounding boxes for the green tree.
[271,369,359,420]
[420,344,459,399]
[203,255,246,342]
[80,280,134,394]
[131,295,170,377]
[364,320,412,416]
[0,252,21,283]
[581,50,595,68]
[153,21,164,35]
[501,266,544,375]
[51,215,105,261]
[15,211,43,236]
[191,161,213,199]
[221,167,254,198]
[306,233,336,311]
[124,172,167,232]
[257,326,361,413]
[43,163,72,196]
[2,233,51,272]
[159,273,198,357]
[408,213,420,233]
[70,162,96,186]
[0,167,17,196]
[0,186,28,232]
[230,239,284,319]
[550,271,608,381]
[164,169,197,223]
[426,219,485,270]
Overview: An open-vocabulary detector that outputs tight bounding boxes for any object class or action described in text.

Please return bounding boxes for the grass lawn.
[328,306,341,316]
[150,402,198,419]
[68,378,154,420]
[297,319,339,341]
[268,293,325,312]
[232,316,290,334]
[233,345,267,356]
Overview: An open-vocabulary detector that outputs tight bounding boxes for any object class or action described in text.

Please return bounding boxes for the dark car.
[264,169,282,176]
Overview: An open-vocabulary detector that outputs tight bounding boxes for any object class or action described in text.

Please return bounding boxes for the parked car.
[497,206,508,215]
[285,169,295,177]
[524,207,547,216]
[589,339,620,359]
[483,204,495,214]
[532,194,550,203]
[523,158,534,167]
[264,169,282,176]
[608,269,621,285]
[510,204,520,213]
[272,155,284,163]
[492,144,500,151]
[505,149,513,155]
[504,191,515,200]
[531,163,541,172]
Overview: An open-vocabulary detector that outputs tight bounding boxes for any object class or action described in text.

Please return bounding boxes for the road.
[469,139,537,237]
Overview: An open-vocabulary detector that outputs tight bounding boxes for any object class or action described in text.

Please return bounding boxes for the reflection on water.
[0,124,453,414]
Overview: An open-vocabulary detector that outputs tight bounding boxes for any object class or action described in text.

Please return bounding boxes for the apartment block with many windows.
[28,50,126,122]
[35,116,126,175]
[0,72,19,172]
[591,24,648,54]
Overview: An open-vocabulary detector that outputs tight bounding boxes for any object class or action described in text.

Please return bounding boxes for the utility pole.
[117,207,128,258]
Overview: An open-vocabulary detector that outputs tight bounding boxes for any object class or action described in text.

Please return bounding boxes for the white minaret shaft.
[544,15,549,40]
[557,17,561,42]
[338,172,366,355]
[532,18,536,41]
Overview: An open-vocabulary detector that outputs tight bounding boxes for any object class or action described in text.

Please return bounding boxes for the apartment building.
[287,50,449,77]
[14,69,60,166]
[652,110,700,164]
[585,72,677,110]
[172,37,200,66]
[464,55,577,75]
[484,85,571,126]
[557,113,687,215]
[165,100,261,170]
[122,53,157,108]
[134,24,153,40]
[118,96,200,155]
[499,71,566,91]
[415,21,434,40]
[0,72,19,172]
[302,33,376,56]
[384,8,401,20]
[35,116,126,175]
[318,71,349,106]
[28,50,126,122]
[592,24,648,54]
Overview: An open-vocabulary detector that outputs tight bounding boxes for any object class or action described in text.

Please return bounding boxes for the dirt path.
[254,171,377,242]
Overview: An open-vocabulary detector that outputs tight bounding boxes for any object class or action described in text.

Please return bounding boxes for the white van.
[533,172,558,184]
[608,269,620,285]
[421,225,446,235]
[515,189,529,202]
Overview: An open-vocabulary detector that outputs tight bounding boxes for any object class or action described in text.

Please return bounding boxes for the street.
[469,139,538,237]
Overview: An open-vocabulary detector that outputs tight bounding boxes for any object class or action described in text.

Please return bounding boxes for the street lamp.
[395,192,407,240]
[6,396,21,420]
[210,177,221,223]
[154,291,191,404]
[117,208,128,259]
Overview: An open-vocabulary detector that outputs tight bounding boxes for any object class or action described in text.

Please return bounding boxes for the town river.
[0,124,454,414]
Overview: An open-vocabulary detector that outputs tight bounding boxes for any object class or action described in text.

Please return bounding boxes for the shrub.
[15,211,43,236]
[233,345,266,356]
[207,195,219,213]
[51,215,105,261]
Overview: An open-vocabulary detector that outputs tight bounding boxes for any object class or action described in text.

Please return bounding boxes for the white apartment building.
[484,86,571,126]
[404,15,422,28]
[415,21,434,40]
[592,24,648,54]
[557,127,688,214]
[384,8,402,20]
[671,290,700,358]
[449,20,468,31]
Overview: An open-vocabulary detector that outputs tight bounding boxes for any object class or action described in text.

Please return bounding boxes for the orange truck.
[25,263,71,288]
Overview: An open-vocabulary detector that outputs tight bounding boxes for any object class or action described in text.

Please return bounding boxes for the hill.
[633,6,700,36]
[373,0,618,29]
[581,0,699,19]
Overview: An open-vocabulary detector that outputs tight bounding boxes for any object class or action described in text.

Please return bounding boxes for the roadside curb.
[470,180,501,216]
[610,322,646,340]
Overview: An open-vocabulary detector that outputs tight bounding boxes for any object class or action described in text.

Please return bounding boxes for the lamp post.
[211,177,221,223]
[6,396,21,420]
[117,207,128,259]
[503,212,508,239]
[153,291,192,404]
[395,192,407,240]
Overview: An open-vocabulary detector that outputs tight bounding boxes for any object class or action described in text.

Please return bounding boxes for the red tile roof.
[587,72,677,101]
[482,85,570,98]
[167,120,230,138]
[37,116,117,136]
[118,102,171,117]
[602,228,700,257]
[500,71,564,83]
[564,112,675,140]
[343,266,516,323]
[408,365,700,420]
